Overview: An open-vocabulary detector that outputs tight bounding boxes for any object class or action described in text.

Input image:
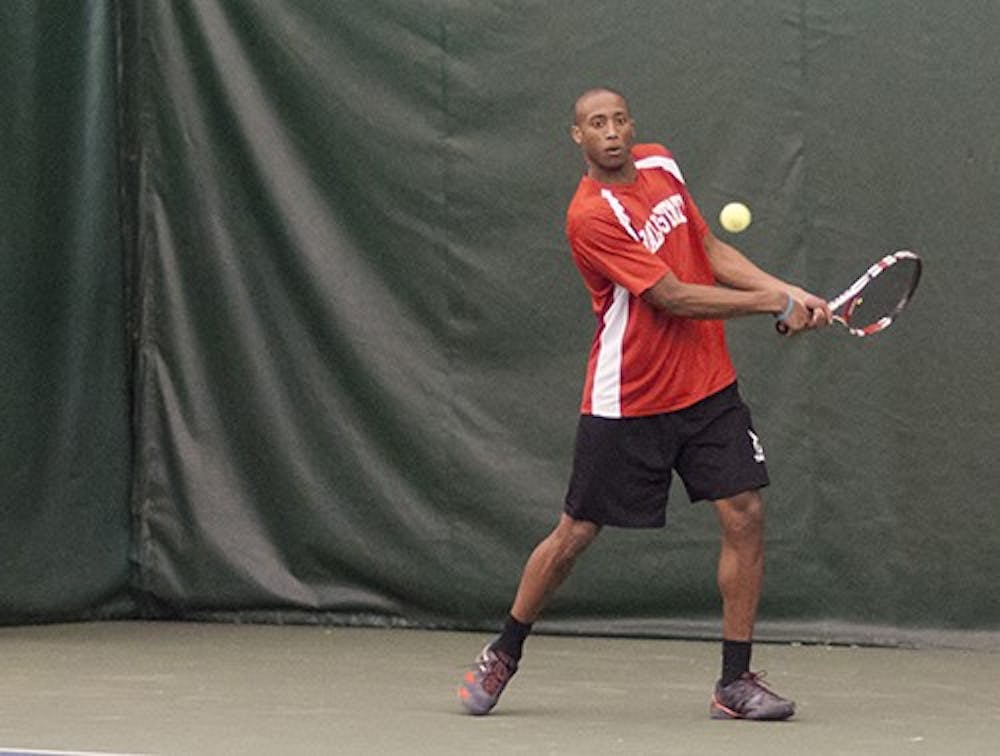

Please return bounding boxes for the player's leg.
[710,488,794,720]
[509,513,601,625]
[671,383,794,720]
[458,514,600,715]
[459,414,671,715]
[714,489,764,644]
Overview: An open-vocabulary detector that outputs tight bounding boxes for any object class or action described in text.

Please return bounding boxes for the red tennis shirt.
[566,143,736,418]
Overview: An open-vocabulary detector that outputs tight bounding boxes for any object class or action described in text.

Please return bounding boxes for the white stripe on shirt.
[600,189,641,242]
[635,154,685,184]
[591,283,629,418]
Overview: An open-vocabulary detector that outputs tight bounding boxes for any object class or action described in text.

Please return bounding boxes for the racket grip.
[775,320,790,335]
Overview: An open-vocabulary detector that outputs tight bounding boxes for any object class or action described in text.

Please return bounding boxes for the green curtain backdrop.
[3,1,998,647]
[0,2,132,621]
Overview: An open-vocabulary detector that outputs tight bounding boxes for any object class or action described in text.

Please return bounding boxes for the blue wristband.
[774,293,794,322]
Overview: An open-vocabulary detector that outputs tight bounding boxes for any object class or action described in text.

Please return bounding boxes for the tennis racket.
[777,250,922,336]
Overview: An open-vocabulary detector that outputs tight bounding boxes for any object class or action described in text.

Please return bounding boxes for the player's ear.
[570,124,583,144]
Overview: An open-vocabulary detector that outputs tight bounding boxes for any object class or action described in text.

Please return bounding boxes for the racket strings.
[835,258,920,332]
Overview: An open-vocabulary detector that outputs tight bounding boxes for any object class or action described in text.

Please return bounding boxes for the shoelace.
[742,671,776,692]
[476,652,514,695]
[726,671,783,705]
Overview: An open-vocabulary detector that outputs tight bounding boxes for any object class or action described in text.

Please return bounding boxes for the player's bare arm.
[640,270,812,326]
[703,230,832,328]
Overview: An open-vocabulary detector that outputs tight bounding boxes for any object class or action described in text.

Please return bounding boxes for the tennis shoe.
[458,643,518,715]
[710,671,795,721]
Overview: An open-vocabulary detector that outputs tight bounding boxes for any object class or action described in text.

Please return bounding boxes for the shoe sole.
[458,673,498,716]
[710,697,795,721]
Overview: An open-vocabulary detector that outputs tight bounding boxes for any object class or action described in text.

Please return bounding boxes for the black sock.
[721,639,752,686]
[490,614,533,663]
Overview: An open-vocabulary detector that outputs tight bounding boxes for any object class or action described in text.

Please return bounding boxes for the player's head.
[570,88,636,180]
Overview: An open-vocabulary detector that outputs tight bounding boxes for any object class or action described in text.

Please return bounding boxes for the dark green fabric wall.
[1,2,132,621]
[2,1,997,646]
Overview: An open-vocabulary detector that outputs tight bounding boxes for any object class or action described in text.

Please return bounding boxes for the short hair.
[572,87,629,124]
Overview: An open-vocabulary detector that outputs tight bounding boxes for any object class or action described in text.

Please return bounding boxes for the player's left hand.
[791,288,832,329]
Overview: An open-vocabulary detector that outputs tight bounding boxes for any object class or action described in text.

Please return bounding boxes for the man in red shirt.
[459,88,831,720]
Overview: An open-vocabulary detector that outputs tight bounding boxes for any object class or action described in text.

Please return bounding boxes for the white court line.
[0,749,152,756]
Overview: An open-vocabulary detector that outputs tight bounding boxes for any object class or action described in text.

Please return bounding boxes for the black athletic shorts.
[564,382,770,528]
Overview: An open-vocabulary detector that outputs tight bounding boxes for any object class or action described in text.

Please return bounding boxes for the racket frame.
[828,250,921,337]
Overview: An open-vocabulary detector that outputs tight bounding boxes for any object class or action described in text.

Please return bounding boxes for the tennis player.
[459,88,831,720]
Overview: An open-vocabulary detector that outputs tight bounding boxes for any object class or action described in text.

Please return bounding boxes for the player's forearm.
[641,273,788,319]
[704,232,792,293]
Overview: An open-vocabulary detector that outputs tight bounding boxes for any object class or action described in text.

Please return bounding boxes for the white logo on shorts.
[747,429,766,463]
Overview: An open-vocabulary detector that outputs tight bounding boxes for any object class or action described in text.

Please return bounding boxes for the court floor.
[1,622,997,755]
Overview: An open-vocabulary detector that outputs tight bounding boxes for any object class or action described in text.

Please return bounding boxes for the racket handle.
[775,320,790,335]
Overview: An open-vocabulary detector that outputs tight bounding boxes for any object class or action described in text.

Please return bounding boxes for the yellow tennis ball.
[719,202,752,233]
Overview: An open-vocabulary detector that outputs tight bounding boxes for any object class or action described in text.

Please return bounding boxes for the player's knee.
[553,516,600,560]
[718,491,765,536]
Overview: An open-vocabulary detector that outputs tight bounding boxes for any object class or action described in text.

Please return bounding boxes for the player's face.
[571,92,636,181]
